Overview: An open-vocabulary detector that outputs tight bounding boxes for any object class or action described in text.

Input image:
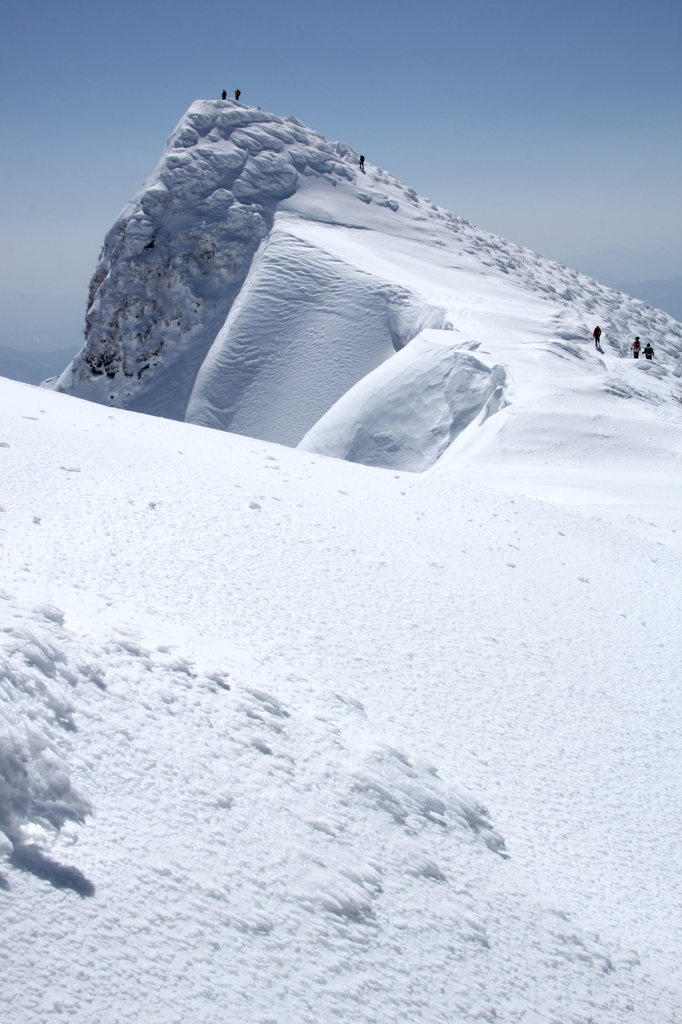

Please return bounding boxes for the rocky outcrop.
[50,101,358,419]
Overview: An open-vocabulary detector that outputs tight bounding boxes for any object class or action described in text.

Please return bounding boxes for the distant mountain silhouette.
[0,345,79,386]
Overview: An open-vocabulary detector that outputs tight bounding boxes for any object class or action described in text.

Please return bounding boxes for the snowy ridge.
[46,99,681,464]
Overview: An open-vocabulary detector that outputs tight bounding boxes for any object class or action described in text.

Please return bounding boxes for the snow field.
[2,376,681,1022]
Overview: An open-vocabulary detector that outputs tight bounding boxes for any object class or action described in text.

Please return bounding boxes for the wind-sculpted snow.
[0,590,657,1023]
[299,329,507,471]
[46,99,682,458]
[185,225,448,443]
[0,606,95,894]
[0,590,508,895]
[48,100,358,420]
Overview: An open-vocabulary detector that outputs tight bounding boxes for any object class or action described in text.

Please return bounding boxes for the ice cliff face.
[48,98,682,466]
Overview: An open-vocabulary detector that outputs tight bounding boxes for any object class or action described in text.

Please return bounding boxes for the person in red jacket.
[593,326,602,349]
[632,337,641,359]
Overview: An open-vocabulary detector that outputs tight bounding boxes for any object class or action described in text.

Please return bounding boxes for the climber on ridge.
[359,155,365,172]
[593,326,602,350]
[644,342,654,360]
[632,336,641,359]
[221,89,227,100]
[235,89,241,101]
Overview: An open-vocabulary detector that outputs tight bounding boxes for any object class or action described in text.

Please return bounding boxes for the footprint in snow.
[60,466,81,473]
[249,501,261,510]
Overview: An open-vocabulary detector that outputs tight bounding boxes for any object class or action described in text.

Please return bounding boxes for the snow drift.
[45,98,682,472]
[298,329,507,471]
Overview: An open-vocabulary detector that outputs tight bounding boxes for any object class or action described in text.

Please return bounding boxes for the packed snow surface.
[2,371,682,1023]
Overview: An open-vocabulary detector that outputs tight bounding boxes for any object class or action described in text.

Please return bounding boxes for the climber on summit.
[221,89,227,100]
[235,89,241,101]
[644,342,654,360]
[359,155,365,172]
[632,337,641,359]
[593,326,602,350]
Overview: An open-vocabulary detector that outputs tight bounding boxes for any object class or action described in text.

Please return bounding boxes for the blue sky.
[0,0,680,347]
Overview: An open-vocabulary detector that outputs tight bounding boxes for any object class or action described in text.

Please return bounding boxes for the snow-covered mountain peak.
[45,99,682,480]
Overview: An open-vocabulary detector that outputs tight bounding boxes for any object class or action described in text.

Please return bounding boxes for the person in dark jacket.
[235,89,241,101]
[644,342,654,360]
[221,89,227,100]
[632,336,641,359]
[593,326,602,349]
[359,155,365,172]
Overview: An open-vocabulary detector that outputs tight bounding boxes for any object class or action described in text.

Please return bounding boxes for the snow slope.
[2,374,681,1023]
[7,97,682,1022]
[46,98,682,464]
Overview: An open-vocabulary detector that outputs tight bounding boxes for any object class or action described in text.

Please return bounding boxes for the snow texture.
[1,371,681,1022]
